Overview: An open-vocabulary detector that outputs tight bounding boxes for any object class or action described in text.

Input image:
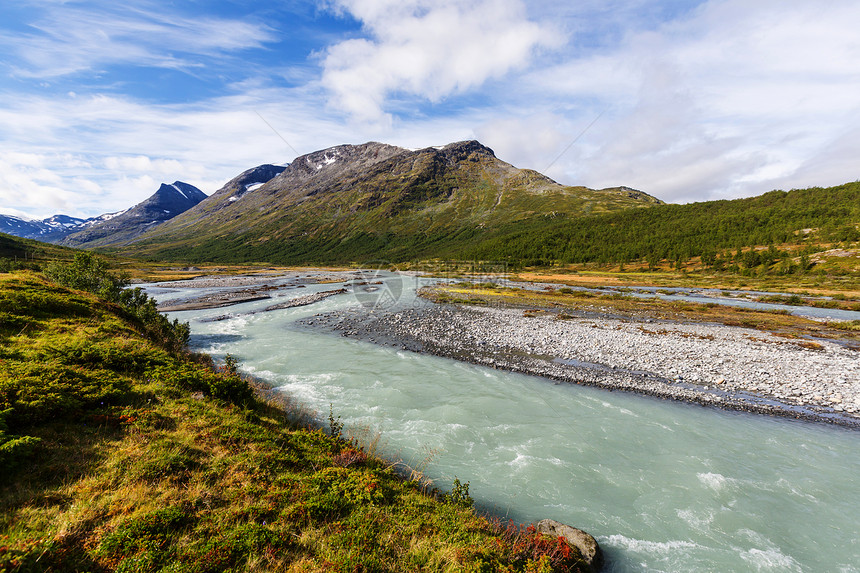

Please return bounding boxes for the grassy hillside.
[0,232,79,269]
[461,182,860,270]
[0,269,589,572]
[112,176,858,271]
[113,142,660,265]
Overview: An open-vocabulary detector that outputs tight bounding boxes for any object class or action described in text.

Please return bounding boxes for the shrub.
[0,362,132,427]
[150,362,253,406]
[45,339,169,374]
[98,505,194,570]
[444,477,474,508]
[43,252,128,301]
[0,408,41,478]
[458,520,585,573]
[42,253,190,352]
[196,524,289,572]
[305,467,391,519]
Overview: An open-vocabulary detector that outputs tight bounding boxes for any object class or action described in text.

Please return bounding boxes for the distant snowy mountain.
[1,167,289,248]
[42,214,89,229]
[61,181,207,248]
[0,213,95,242]
[0,215,52,238]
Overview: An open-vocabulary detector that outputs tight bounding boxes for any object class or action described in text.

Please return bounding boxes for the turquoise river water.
[150,278,860,572]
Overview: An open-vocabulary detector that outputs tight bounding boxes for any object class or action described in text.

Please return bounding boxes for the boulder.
[536,519,604,571]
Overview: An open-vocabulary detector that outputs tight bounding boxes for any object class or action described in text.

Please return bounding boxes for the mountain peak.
[433,140,495,158]
[62,181,207,248]
[156,181,207,203]
[293,142,406,175]
[119,138,660,263]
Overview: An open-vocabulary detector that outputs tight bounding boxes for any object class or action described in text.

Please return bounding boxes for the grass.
[509,260,860,297]
[0,271,590,572]
[421,283,860,349]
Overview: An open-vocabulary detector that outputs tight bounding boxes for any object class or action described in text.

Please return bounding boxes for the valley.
[2,138,859,572]
[136,269,860,571]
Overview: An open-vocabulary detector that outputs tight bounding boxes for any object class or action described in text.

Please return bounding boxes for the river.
[149,276,860,572]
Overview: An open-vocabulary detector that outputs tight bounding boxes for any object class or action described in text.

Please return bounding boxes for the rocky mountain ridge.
[61,181,208,248]
[121,140,661,263]
[0,211,127,243]
[2,141,661,263]
[1,163,292,247]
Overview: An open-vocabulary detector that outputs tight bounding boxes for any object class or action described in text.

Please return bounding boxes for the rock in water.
[536,518,604,571]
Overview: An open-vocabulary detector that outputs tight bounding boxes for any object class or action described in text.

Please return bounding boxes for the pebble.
[303,302,860,427]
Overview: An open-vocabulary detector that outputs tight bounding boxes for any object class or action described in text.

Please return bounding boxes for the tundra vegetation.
[0,256,590,572]
[109,181,859,278]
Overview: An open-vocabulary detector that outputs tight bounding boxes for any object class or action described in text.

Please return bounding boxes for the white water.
[153,279,860,572]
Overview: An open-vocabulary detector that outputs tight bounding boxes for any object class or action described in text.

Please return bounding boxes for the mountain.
[118,141,662,263]
[0,215,51,239]
[0,208,144,243]
[61,181,207,248]
[0,213,92,241]
[218,163,288,202]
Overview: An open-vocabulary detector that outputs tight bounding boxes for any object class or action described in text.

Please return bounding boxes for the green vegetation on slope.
[462,183,860,269]
[112,180,858,273]
[113,142,660,265]
[0,266,589,572]
[0,233,80,271]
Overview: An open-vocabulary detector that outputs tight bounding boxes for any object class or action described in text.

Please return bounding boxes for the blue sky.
[1,0,859,219]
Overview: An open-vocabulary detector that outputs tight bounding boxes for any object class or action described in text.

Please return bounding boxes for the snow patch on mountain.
[171,184,188,200]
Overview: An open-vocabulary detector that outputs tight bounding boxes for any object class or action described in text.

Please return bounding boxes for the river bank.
[147,270,859,426]
[149,271,860,571]
[3,271,607,573]
[300,299,860,428]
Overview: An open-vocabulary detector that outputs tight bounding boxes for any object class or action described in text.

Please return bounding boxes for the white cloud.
[4,0,860,223]
[474,113,573,177]
[0,152,89,216]
[321,0,563,122]
[481,0,860,202]
[0,87,377,218]
[4,1,278,79]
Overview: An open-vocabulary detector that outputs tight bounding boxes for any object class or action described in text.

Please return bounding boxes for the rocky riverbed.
[301,302,860,428]
[154,271,361,311]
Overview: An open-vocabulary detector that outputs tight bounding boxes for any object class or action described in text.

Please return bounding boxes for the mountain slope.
[462,182,860,267]
[62,181,207,248]
[119,141,661,263]
[0,215,50,239]
[0,232,79,264]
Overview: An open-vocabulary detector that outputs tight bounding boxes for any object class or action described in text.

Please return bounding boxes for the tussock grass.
[1,271,587,572]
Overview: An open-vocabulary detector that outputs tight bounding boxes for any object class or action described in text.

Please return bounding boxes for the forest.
[458,182,860,271]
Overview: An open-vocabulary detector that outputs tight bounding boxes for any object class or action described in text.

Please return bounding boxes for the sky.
[1,0,859,219]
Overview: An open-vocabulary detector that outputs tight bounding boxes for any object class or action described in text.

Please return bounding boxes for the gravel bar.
[301,304,860,428]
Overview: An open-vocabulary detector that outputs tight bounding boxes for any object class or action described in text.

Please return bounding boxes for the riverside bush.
[306,466,391,519]
[0,361,132,426]
[43,251,127,300]
[150,362,253,406]
[43,252,190,352]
